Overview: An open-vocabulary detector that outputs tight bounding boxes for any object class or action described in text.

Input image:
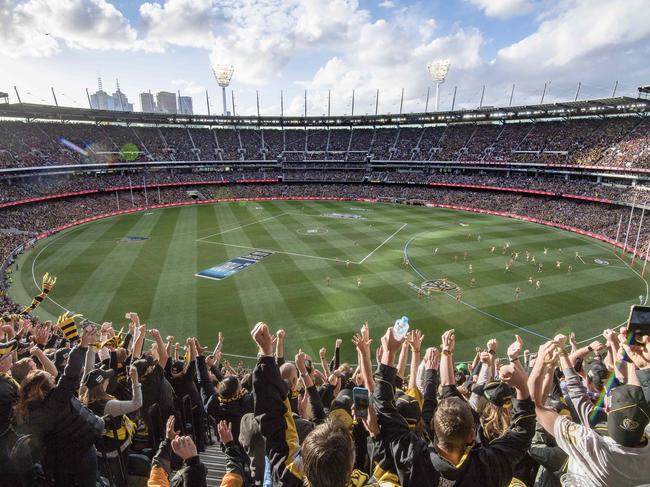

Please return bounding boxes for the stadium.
[2,2,650,486]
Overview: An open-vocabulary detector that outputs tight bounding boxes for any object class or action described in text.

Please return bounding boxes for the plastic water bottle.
[393,316,409,340]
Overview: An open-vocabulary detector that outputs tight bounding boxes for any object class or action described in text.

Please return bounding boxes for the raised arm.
[275,329,285,364]
[527,341,560,436]
[30,345,57,378]
[250,323,302,486]
[396,340,409,380]
[318,346,331,377]
[149,329,168,369]
[407,329,424,391]
[132,324,146,360]
[373,327,419,487]
[439,329,456,387]
[296,350,325,423]
[104,366,143,416]
[351,322,374,392]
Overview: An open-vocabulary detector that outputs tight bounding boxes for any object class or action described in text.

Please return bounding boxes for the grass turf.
[8,200,647,363]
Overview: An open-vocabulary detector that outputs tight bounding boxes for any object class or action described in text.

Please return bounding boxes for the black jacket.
[22,345,104,454]
[373,363,536,487]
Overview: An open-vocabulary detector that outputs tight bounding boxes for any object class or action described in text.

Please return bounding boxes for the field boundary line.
[197,213,284,241]
[359,223,408,264]
[197,240,347,263]
[403,232,551,341]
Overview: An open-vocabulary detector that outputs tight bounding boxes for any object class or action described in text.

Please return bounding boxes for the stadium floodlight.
[427,59,451,112]
[212,65,234,116]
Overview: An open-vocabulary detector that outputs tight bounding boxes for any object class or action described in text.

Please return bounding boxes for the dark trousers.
[47,445,98,487]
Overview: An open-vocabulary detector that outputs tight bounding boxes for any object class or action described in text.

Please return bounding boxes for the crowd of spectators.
[2,116,650,169]
[1,301,649,486]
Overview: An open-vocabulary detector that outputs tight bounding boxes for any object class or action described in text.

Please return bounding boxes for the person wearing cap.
[529,337,650,486]
[14,325,105,486]
[80,352,143,487]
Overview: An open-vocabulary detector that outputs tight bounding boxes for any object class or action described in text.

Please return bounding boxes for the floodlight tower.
[427,59,450,112]
[212,65,234,115]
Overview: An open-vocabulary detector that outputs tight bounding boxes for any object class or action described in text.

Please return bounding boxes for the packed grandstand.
[2,95,650,487]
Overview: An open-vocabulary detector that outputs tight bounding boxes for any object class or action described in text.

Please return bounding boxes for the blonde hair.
[480,401,512,443]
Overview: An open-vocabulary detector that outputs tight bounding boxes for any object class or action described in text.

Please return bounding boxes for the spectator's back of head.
[280,362,298,390]
[11,357,35,385]
[302,418,354,487]
[433,397,475,452]
[217,376,240,400]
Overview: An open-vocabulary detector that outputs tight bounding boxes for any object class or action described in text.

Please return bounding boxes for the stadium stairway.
[200,441,229,484]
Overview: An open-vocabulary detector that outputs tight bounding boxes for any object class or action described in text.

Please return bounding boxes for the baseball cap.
[471,381,513,407]
[587,361,609,390]
[456,362,470,375]
[53,348,71,369]
[607,384,650,447]
[83,368,115,389]
[132,355,155,376]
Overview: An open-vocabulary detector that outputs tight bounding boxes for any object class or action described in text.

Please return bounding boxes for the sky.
[0,0,649,116]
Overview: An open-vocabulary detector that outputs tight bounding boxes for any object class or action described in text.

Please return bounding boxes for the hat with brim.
[132,355,155,376]
[54,348,71,369]
[607,384,650,447]
[83,368,115,389]
[587,361,609,390]
[471,381,513,407]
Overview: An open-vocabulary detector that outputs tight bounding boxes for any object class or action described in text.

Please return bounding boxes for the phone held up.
[353,386,369,418]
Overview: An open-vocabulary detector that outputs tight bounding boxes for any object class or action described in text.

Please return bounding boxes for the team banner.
[196,251,273,281]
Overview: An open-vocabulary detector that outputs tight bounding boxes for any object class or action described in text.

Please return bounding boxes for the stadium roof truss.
[0,96,648,128]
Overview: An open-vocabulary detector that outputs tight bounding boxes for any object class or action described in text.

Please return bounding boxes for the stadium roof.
[0,96,648,128]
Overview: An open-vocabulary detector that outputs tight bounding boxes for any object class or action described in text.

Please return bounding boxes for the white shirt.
[554,415,650,487]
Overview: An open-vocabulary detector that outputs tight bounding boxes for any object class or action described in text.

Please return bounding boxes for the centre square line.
[197,240,353,263]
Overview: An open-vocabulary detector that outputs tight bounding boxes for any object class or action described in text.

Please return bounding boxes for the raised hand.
[129,366,139,385]
[589,341,604,353]
[335,338,343,348]
[442,329,456,353]
[80,324,97,348]
[251,322,273,356]
[217,420,233,444]
[507,335,524,361]
[486,338,498,353]
[194,338,207,356]
[407,329,424,353]
[165,416,179,440]
[319,347,326,359]
[553,334,567,350]
[276,329,285,340]
[171,436,198,461]
[381,327,405,354]
[352,323,373,356]
[423,347,440,370]
[295,349,307,374]
[33,325,50,346]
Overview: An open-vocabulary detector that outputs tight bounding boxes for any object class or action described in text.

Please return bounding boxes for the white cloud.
[469,0,534,19]
[379,0,396,8]
[497,0,650,67]
[139,0,215,49]
[0,0,140,57]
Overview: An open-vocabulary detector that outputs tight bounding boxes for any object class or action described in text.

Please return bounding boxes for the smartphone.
[353,387,369,418]
[627,305,650,344]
